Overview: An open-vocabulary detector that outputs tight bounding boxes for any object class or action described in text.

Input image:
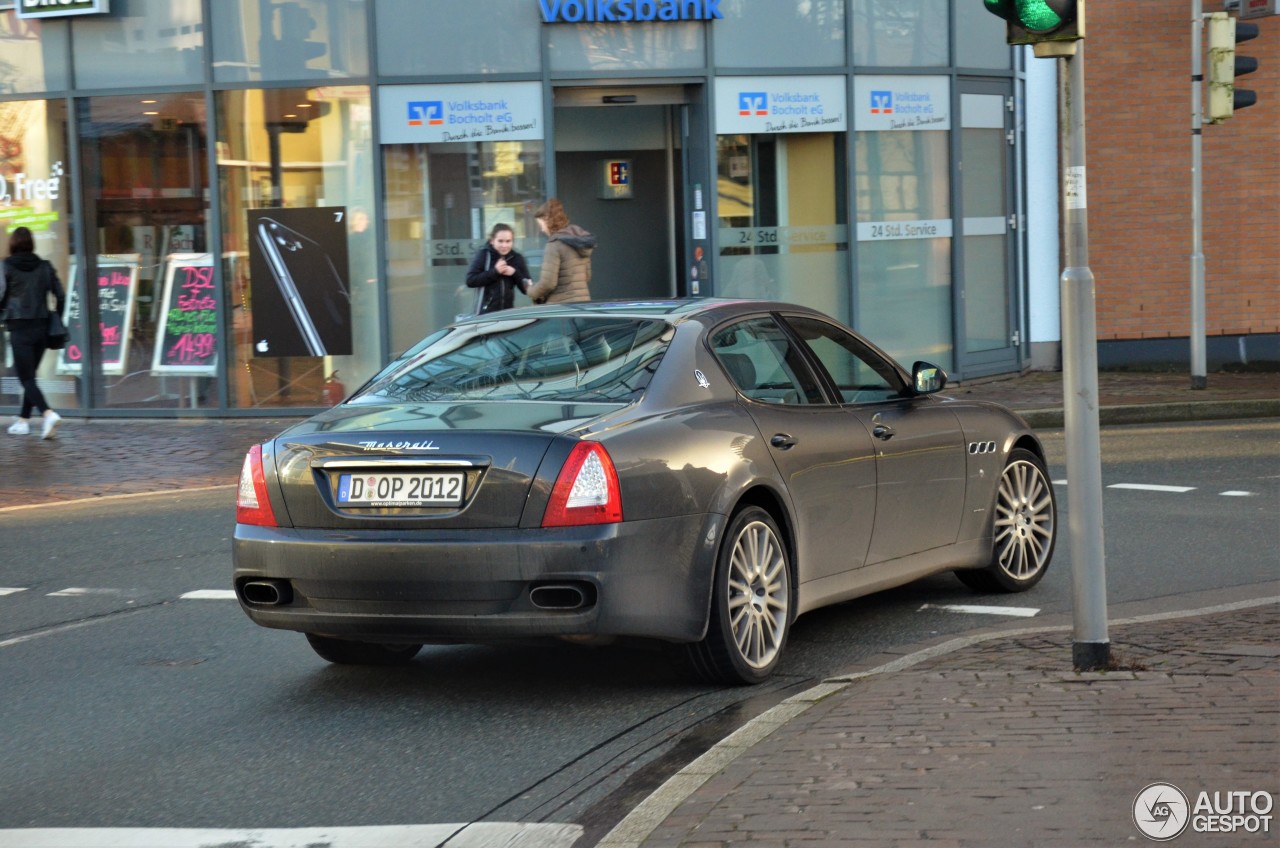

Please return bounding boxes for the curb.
[1016,398,1280,429]
[594,596,1280,848]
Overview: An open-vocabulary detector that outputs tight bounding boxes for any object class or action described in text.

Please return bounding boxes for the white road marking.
[1220,490,1257,497]
[179,589,237,600]
[918,603,1040,618]
[46,587,123,597]
[1052,479,1068,485]
[1107,483,1196,493]
[0,588,28,596]
[0,823,584,848]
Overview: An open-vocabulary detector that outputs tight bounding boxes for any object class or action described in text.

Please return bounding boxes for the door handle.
[872,424,895,441]
[770,433,797,450]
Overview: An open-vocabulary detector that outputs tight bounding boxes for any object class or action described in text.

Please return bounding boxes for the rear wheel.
[305,634,422,666]
[956,448,1056,593]
[683,506,791,685]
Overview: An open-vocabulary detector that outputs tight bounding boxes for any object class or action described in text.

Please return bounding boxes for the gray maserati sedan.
[234,299,1056,684]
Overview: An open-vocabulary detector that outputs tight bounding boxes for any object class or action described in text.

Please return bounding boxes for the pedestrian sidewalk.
[602,597,1280,847]
[0,369,1275,512]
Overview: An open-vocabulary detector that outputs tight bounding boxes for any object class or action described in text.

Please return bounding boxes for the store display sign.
[379,82,543,145]
[16,0,109,19]
[854,76,951,132]
[153,253,219,375]
[57,254,139,376]
[714,76,846,136]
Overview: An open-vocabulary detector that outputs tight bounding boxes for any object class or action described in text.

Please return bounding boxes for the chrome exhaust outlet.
[241,579,293,606]
[529,583,588,611]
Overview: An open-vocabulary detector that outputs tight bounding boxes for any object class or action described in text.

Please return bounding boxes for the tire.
[305,633,422,666]
[683,506,792,685]
[956,448,1056,593]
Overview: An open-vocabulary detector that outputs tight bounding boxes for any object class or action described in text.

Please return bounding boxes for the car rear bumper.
[233,513,722,643]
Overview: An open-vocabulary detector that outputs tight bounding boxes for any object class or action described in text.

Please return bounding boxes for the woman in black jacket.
[2,226,65,439]
[465,223,532,315]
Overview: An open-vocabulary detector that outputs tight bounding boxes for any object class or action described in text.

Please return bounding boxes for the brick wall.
[1085,1,1279,342]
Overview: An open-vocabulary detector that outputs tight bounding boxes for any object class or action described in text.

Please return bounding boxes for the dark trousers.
[6,320,51,418]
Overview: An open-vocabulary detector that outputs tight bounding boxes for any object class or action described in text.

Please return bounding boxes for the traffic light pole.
[1191,0,1208,390]
[1058,44,1111,670]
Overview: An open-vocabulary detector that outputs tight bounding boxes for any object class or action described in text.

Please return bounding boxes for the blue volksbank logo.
[870,91,893,114]
[408,101,444,126]
[738,92,767,117]
[539,0,723,23]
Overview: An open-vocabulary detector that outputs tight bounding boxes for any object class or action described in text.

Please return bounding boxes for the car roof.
[463,298,828,324]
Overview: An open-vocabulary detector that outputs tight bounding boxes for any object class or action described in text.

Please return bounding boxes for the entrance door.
[957,81,1019,377]
[552,85,708,301]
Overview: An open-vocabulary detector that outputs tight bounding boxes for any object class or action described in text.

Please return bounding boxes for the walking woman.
[465,223,533,314]
[2,226,65,439]
[526,198,595,305]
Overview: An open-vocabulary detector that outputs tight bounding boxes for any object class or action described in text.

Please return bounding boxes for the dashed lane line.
[918,603,1040,618]
[179,589,237,600]
[1108,483,1197,493]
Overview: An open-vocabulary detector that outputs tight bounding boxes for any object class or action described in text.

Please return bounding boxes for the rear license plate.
[336,472,464,507]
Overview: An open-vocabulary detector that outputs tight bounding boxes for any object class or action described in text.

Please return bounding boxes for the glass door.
[957,82,1019,377]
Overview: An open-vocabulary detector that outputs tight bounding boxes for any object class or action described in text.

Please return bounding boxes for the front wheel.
[305,634,422,666]
[956,448,1056,593]
[682,506,792,685]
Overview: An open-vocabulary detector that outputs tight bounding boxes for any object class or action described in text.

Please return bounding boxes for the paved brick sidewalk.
[606,602,1280,848]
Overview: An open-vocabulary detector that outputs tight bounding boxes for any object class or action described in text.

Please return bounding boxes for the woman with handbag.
[1,226,65,439]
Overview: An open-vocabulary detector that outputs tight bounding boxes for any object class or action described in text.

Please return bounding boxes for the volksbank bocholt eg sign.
[854,76,951,132]
[16,0,109,19]
[714,77,847,136]
[540,0,722,22]
[379,82,544,145]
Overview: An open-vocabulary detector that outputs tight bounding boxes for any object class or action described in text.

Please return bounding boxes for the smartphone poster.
[247,207,352,357]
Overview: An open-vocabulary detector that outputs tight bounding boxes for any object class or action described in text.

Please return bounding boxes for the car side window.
[782,316,907,404]
[709,317,825,405]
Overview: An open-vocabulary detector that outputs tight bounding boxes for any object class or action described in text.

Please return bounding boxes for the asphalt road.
[0,418,1275,846]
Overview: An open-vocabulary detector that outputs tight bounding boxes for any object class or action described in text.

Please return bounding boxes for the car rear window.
[351,317,673,404]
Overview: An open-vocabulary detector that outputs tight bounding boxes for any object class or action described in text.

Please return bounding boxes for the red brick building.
[1085,2,1278,367]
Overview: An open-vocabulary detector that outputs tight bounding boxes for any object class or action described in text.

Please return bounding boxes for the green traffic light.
[983,0,1071,34]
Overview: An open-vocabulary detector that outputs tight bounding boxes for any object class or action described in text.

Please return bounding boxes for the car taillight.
[236,444,278,527]
[542,441,623,528]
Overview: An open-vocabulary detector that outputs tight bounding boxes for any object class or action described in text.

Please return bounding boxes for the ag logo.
[1134,783,1190,841]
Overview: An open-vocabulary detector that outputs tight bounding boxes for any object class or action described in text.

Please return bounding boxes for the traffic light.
[983,0,1084,55]
[1207,12,1261,123]
[261,2,327,79]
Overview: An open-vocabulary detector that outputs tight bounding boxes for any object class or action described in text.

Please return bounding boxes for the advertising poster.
[246,207,352,358]
[56,254,140,376]
[152,253,219,375]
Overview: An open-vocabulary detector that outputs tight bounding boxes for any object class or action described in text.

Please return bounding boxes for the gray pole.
[1190,0,1208,390]
[1058,44,1111,670]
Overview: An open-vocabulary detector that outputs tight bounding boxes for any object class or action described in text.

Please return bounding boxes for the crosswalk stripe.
[1107,483,1196,493]
[46,588,123,597]
[179,590,237,600]
[919,603,1040,618]
[0,588,28,596]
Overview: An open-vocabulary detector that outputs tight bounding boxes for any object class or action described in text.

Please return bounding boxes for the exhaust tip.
[529,582,594,611]
[241,579,294,606]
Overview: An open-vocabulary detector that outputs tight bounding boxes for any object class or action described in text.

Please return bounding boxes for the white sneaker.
[40,411,62,440]
[8,418,30,435]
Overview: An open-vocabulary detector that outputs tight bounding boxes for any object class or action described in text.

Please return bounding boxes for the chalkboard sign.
[57,254,140,376]
[151,253,219,375]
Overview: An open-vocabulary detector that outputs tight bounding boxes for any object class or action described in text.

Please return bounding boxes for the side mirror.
[912,361,947,395]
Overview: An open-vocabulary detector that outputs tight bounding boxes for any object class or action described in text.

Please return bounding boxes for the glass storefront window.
[0,15,70,94]
[1,98,73,413]
[217,86,379,408]
[383,140,545,355]
[375,0,541,76]
[70,0,204,88]
[74,93,212,410]
[548,22,704,72]
[851,0,948,67]
[854,128,952,370]
[713,0,844,69]
[717,132,849,322]
[210,0,369,83]
[956,0,1012,69]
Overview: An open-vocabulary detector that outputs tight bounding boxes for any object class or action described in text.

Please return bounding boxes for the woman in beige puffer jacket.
[527,198,595,304]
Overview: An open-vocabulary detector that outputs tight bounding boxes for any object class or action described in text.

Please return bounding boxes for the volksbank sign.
[540,0,722,23]
[16,0,109,19]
